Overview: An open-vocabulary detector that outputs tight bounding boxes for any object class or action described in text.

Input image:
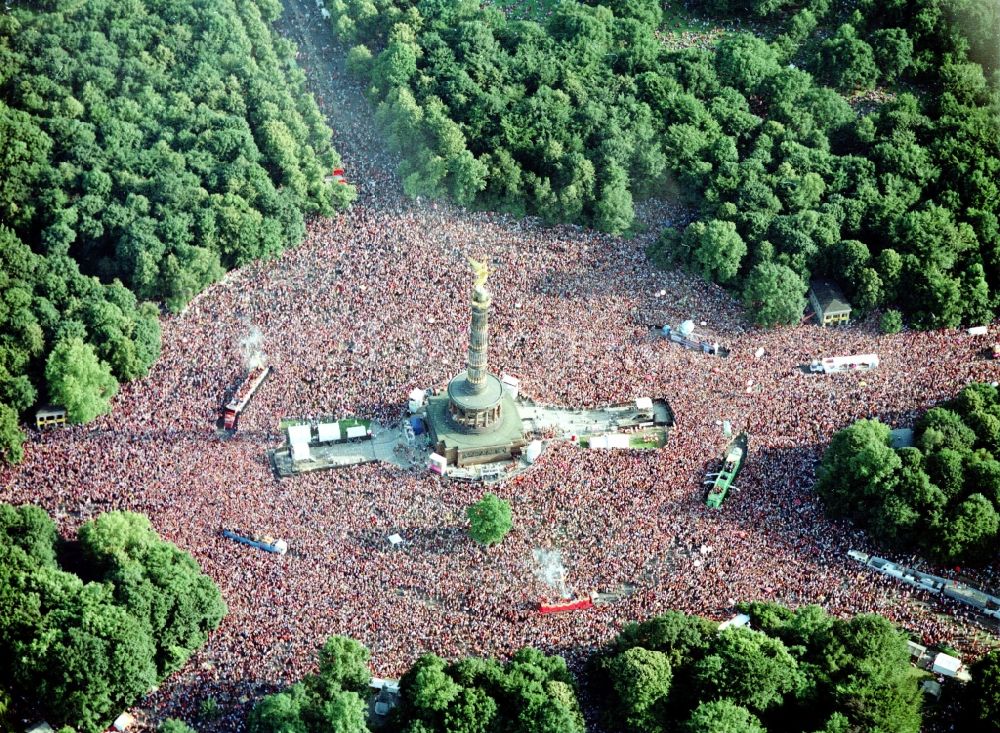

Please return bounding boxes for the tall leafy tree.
[742,262,807,326]
[44,337,118,423]
[466,493,513,546]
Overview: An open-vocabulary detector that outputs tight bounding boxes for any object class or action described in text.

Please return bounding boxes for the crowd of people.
[2,2,998,730]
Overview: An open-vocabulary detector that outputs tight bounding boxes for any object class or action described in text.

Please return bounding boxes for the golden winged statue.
[467,256,489,290]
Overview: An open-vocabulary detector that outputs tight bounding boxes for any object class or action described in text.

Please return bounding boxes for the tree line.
[0,505,226,733]
[0,0,354,465]
[326,0,999,328]
[817,382,1000,564]
[247,602,934,733]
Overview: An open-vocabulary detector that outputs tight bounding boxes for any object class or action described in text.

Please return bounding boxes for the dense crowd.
[2,1,997,730]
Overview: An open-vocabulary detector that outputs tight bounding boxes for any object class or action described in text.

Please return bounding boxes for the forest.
[0,0,354,464]
[817,382,1000,563]
[0,505,226,733]
[327,0,1000,328]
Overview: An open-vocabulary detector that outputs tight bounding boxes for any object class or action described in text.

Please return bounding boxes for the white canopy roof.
[291,442,311,462]
[932,652,961,676]
[288,424,311,446]
[590,433,629,450]
[718,613,751,630]
[318,422,341,442]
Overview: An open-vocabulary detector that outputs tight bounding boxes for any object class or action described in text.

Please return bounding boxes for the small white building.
[428,453,447,474]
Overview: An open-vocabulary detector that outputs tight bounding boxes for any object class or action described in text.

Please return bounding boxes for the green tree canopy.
[466,493,513,546]
[0,505,224,733]
[596,604,922,733]
[684,219,747,284]
[683,699,765,733]
[742,262,807,326]
[817,384,1000,562]
[45,337,118,423]
[606,647,672,732]
[962,650,1000,732]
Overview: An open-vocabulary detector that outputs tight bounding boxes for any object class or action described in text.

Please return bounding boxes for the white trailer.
[810,354,879,374]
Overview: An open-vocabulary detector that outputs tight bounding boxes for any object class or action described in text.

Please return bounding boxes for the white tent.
[590,433,629,450]
[501,373,520,397]
[346,425,368,439]
[387,533,404,546]
[291,442,311,462]
[113,713,135,732]
[288,424,311,444]
[318,422,341,442]
[408,388,426,413]
[718,613,750,631]
[525,439,543,464]
[932,652,962,677]
[678,320,695,337]
[289,424,312,462]
[635,397,653,412]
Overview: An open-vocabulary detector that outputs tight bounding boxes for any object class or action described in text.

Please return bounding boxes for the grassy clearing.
[489,0,561,22]
[661,0,717,34]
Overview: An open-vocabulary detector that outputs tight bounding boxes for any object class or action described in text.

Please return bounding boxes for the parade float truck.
[222,528,288,555]
[222,365,272,430]
[809,354,879,374]
[538,593,597,614]
[662,320,725,357]
[848,550,1000,621]
[705,433,748,508]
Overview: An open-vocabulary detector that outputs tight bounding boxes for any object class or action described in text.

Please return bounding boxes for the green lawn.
[575,428,666,451]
